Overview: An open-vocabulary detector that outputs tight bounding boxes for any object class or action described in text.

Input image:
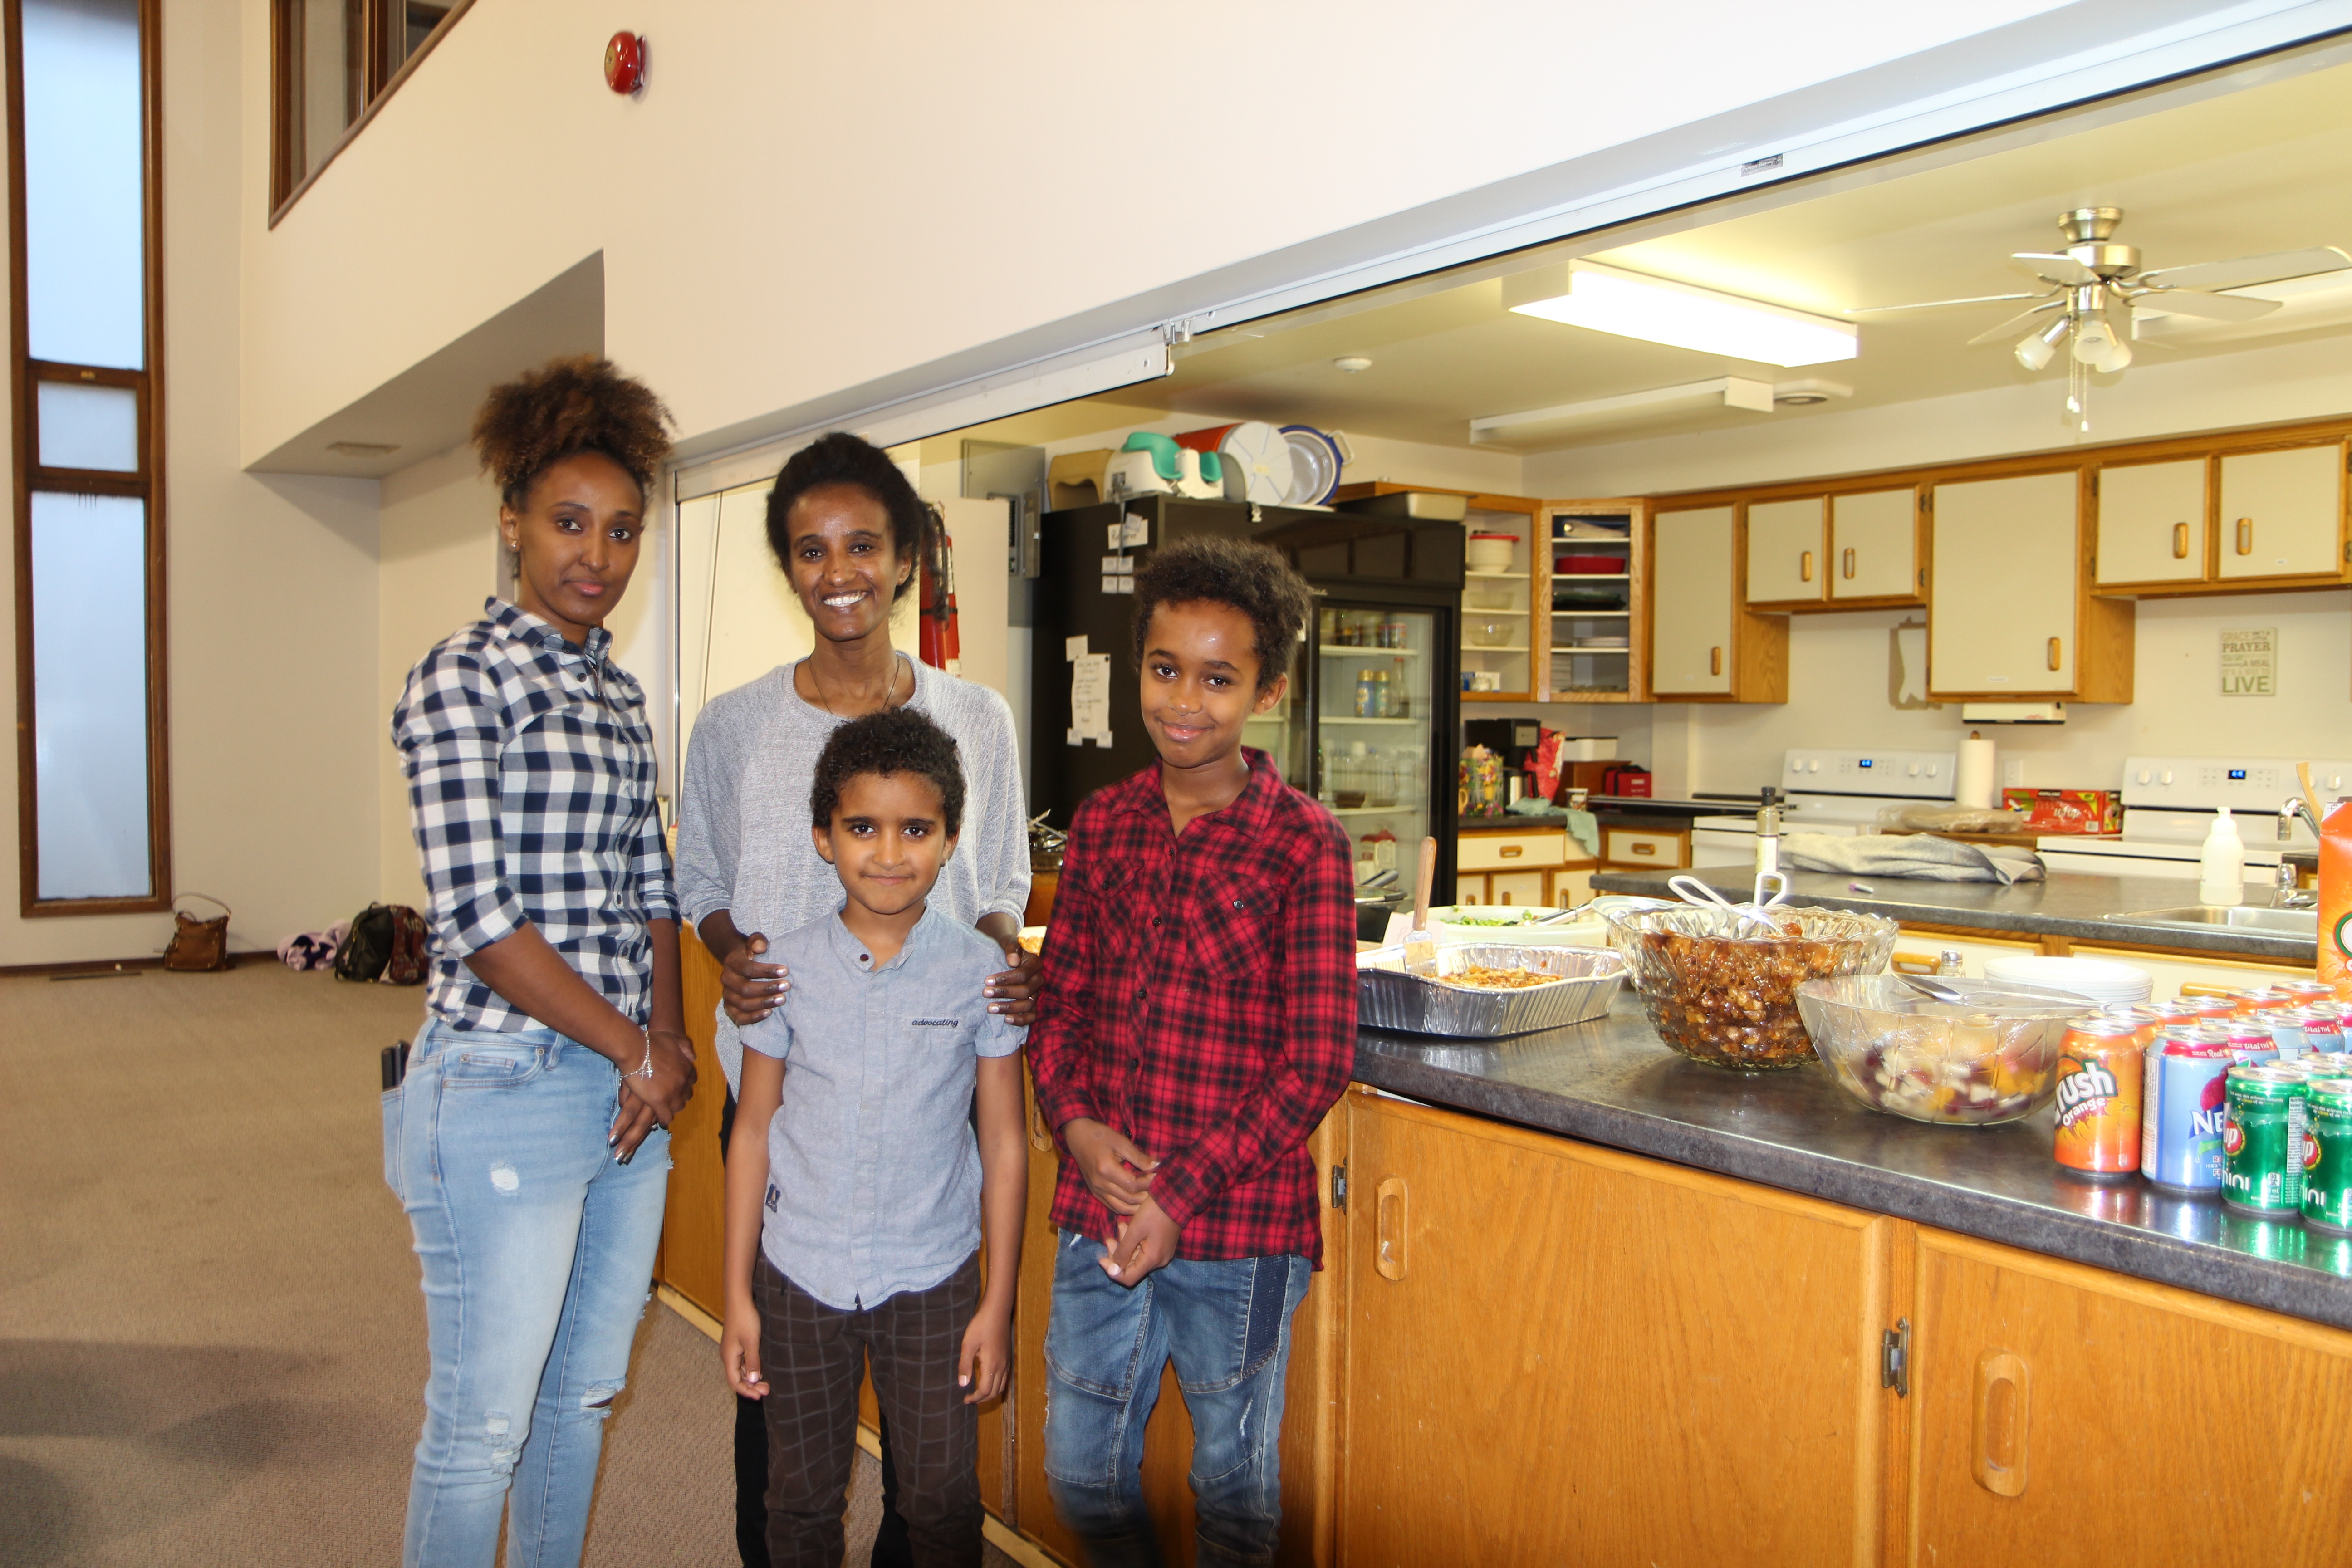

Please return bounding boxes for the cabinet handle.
[2236,517,2254,555]
[1972,1351,2030,1498]
[2172,522,2190,559]
[1800,550,1814,583]
[2179,982,2239,999]
[1842,547,1857,580]
[1630,843,1656,856]
[1710,646,1724,676]
[1499,844,1523,858]
[1375,1176,1408,1281]
[2046,637,2061,672]
[1891,951,1940,974]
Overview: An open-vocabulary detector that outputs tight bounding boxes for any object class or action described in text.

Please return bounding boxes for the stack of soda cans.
[2050,981,2352,1235]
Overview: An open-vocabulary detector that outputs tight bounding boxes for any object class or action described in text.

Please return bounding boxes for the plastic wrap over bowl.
[1798,974,2087,1126]
[1357,943,1626,1038]
[1604,904,1898,1070]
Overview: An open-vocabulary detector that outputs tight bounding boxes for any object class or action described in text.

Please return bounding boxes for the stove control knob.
[2136,769,2151,784]
[2161,770,2173,785]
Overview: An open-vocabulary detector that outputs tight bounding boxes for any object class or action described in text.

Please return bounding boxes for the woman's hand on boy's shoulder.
[720,931,790,1025]
[985,943,1041,1025]
[958,1301,1013,1405]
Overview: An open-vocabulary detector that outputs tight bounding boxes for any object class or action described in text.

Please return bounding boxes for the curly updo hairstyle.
[809,707,967,836]
[764,431,936,603]
[471,355,676,508]
[1131,535,1313,692]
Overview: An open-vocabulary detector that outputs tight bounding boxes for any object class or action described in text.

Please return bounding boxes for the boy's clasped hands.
[1063,1117,1177,1284]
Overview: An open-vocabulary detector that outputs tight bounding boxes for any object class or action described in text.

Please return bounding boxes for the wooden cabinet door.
[2218,442,2345,580]
[1928,472,2079,697]
[2096,458,2206,585]
[1651,506,1735,694]
[1908,1228,2352,1567]
[1830,488,1921,601]
[653,930,729,1317]
[1746,497,1824,605]
[1338,1093,1894,1568]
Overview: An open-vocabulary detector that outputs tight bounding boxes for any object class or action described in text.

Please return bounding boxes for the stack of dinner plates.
[1982,955,2153,1005]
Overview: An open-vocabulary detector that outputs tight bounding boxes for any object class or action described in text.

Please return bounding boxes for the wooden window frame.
[270,0,474,225]
[7,0,171,916]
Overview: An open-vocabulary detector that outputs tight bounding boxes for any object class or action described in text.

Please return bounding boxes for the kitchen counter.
[1353,995,2352,1331]
[1593,864,2317,963]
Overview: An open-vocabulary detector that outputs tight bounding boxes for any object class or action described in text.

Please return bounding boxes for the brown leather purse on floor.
[163,892,233,972]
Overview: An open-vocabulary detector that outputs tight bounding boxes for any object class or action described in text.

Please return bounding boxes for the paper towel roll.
[1956,731,1997,810]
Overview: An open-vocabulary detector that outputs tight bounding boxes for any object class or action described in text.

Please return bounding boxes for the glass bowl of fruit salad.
[1796,975,2088,1126]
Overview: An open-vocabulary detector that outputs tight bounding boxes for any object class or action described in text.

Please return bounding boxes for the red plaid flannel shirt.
[1027,749,1356,1264]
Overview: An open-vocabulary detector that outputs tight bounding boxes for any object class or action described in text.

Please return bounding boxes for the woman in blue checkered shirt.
[386,357,696,1568]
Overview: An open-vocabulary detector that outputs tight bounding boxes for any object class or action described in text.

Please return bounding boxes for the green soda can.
[2222,1064,2309,1216]
[2302,1077,2352,1234]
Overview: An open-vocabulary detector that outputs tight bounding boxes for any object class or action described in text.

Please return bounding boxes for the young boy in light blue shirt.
[719,707,1027,1566]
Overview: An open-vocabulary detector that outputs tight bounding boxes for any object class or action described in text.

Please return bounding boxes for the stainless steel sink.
[2101,906,2318,939]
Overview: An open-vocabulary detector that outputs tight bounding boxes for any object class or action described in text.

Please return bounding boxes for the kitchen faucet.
[2274,797,2323,909]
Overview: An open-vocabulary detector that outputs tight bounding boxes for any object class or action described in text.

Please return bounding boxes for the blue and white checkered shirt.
[392,598,677,1033]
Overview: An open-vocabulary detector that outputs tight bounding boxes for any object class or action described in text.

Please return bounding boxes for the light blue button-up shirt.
[741,903,1024,1311]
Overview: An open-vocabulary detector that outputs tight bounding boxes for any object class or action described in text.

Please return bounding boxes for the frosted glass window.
[22,0,144,370]
[31,491,151,899]
[37,381,139,471]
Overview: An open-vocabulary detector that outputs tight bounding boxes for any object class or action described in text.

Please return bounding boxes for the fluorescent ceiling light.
[1470,377,1777,448]
[1504,260,1857,367]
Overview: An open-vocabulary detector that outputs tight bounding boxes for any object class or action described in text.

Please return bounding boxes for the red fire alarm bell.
[604,32,645,95]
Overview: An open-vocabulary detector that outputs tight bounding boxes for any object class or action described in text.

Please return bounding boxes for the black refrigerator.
[1028,495,1463,898]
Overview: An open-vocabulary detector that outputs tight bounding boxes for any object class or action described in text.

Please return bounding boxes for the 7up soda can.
[2221,1063,2309,1216]
[2302,1076,2352,1234]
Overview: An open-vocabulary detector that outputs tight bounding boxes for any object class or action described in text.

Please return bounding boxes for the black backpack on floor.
[333,905,397,982]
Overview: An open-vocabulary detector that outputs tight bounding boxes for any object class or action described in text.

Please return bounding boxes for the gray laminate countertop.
[1353,995,2352,1330]
[1591,865,2317,963]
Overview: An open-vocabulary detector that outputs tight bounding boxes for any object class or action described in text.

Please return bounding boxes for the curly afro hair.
[1131,535,1312,692]
[471,356,676,507]
[810,706,967,838]
[764,431,935,602]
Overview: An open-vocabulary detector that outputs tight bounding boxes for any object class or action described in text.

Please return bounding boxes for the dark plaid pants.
[753,1250,983,1568]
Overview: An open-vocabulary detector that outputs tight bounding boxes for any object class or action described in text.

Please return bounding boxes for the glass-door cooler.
[1298,600,1454,903]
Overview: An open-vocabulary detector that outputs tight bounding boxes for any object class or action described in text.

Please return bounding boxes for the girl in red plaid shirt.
[1027,536,1355,1566]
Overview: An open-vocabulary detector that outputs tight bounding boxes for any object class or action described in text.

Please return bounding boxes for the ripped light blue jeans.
[1044,1229,1312,1568]
[385,1019,671,1568]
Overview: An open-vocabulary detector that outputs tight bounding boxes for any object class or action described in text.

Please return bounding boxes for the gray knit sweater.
[675,657,1031,1092]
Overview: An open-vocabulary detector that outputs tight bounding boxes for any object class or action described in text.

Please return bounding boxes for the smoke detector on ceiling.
[328,441,401,458]
[1771,379,1852,407]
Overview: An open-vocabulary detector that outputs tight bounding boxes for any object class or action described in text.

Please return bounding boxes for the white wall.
[239,0,2080,469]
[1524,334,2352,799]
[1,1,383,965]
[377,446,500,911]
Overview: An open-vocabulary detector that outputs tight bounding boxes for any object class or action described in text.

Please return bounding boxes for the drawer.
[2067,944,2315,1001]
[1891,929,2040,980]
[1601,828,1688,868]
[1459,831,1569,871]
[1486,870,1548,906]
[1455,874,1490,906]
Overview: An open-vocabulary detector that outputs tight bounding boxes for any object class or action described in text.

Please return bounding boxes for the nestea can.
[2143,1038,2234,1194]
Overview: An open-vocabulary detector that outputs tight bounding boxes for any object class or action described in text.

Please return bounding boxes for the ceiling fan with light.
[1852,207,2351,425]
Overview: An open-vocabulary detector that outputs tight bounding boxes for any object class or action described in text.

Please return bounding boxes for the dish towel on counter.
[1778,832,2045,885]
[1506,798,1601,857]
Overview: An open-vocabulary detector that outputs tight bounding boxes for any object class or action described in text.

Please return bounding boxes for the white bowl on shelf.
[1465,533,1517,571]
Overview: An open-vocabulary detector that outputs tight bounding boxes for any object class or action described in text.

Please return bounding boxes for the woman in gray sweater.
[673,430,1035,1567]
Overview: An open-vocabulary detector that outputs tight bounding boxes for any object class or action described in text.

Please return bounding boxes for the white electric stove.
[2034,755,2352,882]
[1691,748,1959,869]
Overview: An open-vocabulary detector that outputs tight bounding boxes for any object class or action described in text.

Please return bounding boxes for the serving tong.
[1666,871,1792,936]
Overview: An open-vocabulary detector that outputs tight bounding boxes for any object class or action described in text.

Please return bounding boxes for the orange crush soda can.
[2322,798,2352,1001]
[2055,1015,2144,1178]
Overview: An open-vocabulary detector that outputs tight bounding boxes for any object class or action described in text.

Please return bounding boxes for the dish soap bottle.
[2199,807,2246,908]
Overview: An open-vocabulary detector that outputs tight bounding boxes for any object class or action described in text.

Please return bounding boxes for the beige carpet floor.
[0,961,934,1568]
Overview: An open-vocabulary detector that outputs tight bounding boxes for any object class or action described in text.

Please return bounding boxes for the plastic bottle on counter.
[2199,807,2247,908]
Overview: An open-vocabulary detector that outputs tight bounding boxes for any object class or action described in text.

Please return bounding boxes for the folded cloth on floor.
[1779,832,2044,885]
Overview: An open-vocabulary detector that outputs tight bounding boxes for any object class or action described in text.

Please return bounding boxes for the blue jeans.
[384,1019,672,1568]
[1043,1230,1312,1568]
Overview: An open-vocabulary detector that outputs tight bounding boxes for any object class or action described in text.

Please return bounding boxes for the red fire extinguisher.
[918,510,961,675]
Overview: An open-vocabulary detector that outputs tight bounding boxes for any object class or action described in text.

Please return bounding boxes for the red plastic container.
[1554,554,1622,575]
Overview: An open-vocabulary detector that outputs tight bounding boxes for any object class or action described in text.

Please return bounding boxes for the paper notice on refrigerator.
[1120,512,1150,547]
[1068,653,1112,745]
[1064,635,1089,660]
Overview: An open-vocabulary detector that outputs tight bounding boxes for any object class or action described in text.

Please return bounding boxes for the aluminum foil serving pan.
[1357,943,1627,1038]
